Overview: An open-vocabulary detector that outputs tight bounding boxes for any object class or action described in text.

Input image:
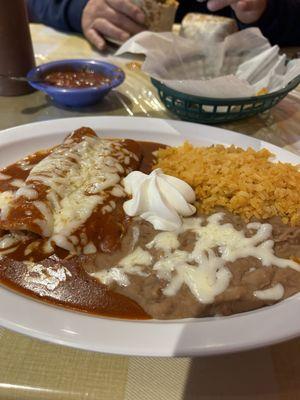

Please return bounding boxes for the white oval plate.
[0,116,299,357]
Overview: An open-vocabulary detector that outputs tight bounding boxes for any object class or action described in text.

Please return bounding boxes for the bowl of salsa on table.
[27,59,125,107]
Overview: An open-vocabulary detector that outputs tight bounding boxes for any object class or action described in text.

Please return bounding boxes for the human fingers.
[230,0,267,23]
[106,0,145,24]
[84,27,106,50]
[106,7,145,35]
[230,0,257,12]
[92,17,130,42]
[207,0,239,12]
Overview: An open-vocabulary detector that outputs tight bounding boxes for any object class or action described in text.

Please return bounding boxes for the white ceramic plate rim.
[0,116,299,357]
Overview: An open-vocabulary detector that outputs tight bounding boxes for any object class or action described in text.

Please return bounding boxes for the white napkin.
[116,28,300,98]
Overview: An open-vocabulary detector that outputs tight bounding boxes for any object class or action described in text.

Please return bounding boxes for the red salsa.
[44,70,112,88]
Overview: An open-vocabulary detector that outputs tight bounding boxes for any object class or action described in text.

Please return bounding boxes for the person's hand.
[207,0,268,24]
[82,0,145,50]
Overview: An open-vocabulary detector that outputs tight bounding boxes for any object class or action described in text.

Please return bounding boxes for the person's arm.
[26,0,88,32]
[250,0,300,46]
[27,0,145,50]
[207,0,300,46]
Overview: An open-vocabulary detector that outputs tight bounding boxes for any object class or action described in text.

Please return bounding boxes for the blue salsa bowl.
[27,59,125,107]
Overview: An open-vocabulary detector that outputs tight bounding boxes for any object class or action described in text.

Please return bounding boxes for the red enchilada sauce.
[0,132,164,319]
[44,70,112,88]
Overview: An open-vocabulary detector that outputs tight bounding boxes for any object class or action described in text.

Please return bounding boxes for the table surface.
[0,24,300,400]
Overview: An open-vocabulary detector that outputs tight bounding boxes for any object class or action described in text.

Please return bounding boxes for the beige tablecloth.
[0,25,300,400]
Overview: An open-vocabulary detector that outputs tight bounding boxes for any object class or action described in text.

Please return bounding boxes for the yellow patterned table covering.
[1,329,300,400]
[0,24,300,400]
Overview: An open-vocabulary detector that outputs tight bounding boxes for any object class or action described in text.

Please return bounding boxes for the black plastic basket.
[151,75,300,124]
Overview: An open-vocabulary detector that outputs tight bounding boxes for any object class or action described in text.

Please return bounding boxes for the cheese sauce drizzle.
[93,213,300,304]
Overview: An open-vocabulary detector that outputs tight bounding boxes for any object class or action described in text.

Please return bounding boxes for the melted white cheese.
[187,214,300,272]
[43,240,54,254]
[93,247,151,285]
[0,234,21,249]
[25,262,72,291]
[153,213,298,303]
[83,242,97,255]
[24,241,40,256]
[16,186,38,200]
[26,137,126,238]
[131,226,140,250]
[0,173,10,180]
[0,231,30,255]
[254,283,284,301]
[153,249,232,303]
[102,205,113,214]
[96,267,130,287]
[0,191,14,219]
[52,192,101,236]
[69,235,79,245]
[51,234,76,254]
[0,246,18,255]
[110,185,126,197]
[118,247,152,270]
[92,212,300,305]
[34,201,53,237]
[10,179,25,188]
[146,232,179,253]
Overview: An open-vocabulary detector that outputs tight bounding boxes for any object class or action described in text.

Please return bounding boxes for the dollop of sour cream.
[122,168,196,231]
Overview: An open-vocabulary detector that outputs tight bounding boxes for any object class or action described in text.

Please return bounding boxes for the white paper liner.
[116,28,300,99]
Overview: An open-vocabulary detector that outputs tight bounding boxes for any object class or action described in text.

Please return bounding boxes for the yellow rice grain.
[154,142,300,225]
